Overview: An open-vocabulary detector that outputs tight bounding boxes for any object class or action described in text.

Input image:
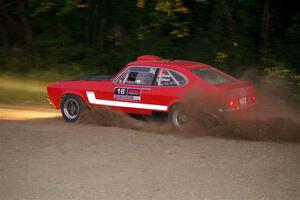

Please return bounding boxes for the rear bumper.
[218,103,256,113]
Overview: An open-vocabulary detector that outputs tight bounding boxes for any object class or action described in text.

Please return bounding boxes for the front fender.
[60,90,90,108]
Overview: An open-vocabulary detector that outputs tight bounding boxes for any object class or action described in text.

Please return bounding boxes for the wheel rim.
[173,109,188,128]
[63,98,80,120]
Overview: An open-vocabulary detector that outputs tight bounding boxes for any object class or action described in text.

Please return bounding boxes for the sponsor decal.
[114,87,141,101]
[86,91,168,111]
[128,89,140,96]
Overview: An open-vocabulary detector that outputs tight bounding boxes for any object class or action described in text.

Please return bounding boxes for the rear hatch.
[190,66,256,111]
[216,81,256,111]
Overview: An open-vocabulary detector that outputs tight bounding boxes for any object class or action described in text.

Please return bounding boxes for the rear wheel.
[169,103,221,129]
[61,95,86,122]
[169,104,189,128]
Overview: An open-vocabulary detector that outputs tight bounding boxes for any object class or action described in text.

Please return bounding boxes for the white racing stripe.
[86,91,168,111]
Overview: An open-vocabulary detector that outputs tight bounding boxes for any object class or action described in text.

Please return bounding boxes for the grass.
[0,75,50,105]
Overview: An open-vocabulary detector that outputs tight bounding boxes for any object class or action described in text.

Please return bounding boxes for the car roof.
[127,55,211,71]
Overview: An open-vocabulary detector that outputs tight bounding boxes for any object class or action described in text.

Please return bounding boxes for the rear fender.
[167,100,185,112]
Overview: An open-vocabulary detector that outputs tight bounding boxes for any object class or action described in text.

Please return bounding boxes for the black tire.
[169,104,189,128]
[60,95,86,122]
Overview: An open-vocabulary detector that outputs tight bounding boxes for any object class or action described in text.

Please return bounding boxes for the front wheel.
[61,95,86,122]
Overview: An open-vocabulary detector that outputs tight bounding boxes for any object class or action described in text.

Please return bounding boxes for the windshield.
[192,68,233,85]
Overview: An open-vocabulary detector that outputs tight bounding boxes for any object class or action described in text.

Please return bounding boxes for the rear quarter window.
[169,71,186,85]
[155,69,187,86]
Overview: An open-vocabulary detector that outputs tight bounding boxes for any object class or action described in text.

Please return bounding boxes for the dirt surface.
[0,104,60,120]
[0,105,300,200]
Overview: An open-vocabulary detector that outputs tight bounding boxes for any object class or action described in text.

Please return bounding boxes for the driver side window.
[116,66,157,86]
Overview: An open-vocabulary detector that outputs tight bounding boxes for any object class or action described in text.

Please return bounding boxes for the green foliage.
[264,67,300,86]
[264,67,300,102]
[0,0,299,86]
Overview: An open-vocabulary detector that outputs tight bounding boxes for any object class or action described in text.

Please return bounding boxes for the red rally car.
[47,55,256,127]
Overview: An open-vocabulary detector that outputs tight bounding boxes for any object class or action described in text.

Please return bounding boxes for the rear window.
[192,68,233,85]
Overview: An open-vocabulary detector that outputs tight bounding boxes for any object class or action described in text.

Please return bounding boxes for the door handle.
[141,88,151,91]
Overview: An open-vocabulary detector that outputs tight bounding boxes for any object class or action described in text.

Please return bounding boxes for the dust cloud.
[181,109,300,143]
[79,107,144,129]
[79,70,300,143]
[79,107,170,133]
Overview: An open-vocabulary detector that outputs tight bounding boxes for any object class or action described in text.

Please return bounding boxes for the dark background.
[0,0,299,82]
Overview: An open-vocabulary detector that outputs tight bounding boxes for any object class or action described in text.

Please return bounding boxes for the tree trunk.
[16,0,32,45]
[261,0,272,41]
[0,17,7,47]
[223,0,235,41]
[0,0,19,43]
[98,17,106,50]
[97,0,108,51]
[210,0,235,41]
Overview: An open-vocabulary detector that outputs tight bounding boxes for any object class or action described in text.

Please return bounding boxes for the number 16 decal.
[115,88,127,95]
[114,87,141,101]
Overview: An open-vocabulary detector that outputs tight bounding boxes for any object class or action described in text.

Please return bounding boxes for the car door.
[86,66,187,115]
[112,66,169,115]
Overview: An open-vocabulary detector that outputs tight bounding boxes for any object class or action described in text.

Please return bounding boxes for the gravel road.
[0,106,299,200]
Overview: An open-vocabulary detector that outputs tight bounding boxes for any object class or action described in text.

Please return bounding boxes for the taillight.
[251,95,256,103]
[228,99,237,108]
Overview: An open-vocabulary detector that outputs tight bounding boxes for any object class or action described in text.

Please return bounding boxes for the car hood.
[47,76,113,89]
[74,75,113,81]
